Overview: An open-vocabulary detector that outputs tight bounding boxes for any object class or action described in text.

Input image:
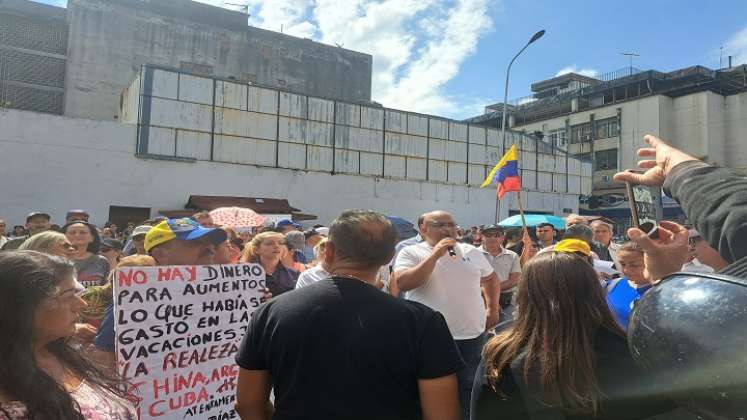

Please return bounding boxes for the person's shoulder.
[399,241,429,257]
[594,327,637,369]
[396,298,446,323]
[460,243,485,258]
[405,240,428,250]
[1,237,25,249]
[299,265,325,278]
[502,247,519,258]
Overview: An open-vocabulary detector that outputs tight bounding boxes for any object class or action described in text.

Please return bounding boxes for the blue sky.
[33,0,747,119]
[451,0,747,110]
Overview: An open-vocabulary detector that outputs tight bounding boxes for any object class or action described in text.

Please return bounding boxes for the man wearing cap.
[99,238,124,271]
[276,219,301,234]
[144,218,227,265]
[122,224,152,256]
[66,209,90,224]
[1,212,51,250]
[94,219,229,361]
[479,225,521,315]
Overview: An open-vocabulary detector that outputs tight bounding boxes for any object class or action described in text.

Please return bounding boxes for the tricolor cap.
[144,218,227,253]
[554,239,591,256]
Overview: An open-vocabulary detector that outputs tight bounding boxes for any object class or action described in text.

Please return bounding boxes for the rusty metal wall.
[124,66,593,194]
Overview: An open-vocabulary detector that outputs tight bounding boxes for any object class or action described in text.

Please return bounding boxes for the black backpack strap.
[510,354,566,420]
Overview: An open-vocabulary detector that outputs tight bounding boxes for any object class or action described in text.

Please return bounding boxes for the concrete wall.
[725,92,747,171]
[64,0,372,121]
[0,108,581,228]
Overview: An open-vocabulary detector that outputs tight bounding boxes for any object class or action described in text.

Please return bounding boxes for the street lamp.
[500,29,545,149]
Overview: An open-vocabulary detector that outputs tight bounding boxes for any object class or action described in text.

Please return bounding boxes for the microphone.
[447,246,456,258]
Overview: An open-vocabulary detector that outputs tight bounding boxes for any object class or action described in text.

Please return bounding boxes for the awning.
[185,195,301,213]
[158,195,316,222]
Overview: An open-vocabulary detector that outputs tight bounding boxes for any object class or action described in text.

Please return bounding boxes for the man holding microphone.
[393,210,499,420]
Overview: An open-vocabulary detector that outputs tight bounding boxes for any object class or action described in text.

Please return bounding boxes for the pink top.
[0,380,136,420]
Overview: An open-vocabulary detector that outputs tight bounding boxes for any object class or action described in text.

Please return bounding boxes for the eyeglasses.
[427,222,456,229]
[482,232,504,238]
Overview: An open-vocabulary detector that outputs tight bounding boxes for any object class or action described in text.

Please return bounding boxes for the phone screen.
[625,182,658,235]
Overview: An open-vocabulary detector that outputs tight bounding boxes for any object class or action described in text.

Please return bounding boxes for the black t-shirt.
[471,327,677,420]
[236,277,465,420]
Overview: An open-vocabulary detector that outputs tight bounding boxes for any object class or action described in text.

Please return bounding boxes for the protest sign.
[114,264,265,420]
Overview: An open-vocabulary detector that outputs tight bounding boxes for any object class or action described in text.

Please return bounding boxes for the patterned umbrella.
[209,207,265,229]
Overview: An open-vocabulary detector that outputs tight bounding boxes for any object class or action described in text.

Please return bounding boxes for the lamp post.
[500,29,545,150]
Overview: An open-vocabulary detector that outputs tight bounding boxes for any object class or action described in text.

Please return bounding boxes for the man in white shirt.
[478,224,521,315]
[393,210,499,420]
[591,220,621,268]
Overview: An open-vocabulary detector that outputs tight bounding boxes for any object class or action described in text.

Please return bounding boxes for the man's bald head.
[420,211,457,245]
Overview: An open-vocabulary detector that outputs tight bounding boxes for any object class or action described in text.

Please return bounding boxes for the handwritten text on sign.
[114,264,265,420]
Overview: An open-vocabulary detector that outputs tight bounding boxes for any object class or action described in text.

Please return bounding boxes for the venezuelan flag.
[480,144,521,199]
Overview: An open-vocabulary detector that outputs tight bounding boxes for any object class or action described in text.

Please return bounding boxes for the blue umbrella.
[386,216,419,240]
[498,214,566,230]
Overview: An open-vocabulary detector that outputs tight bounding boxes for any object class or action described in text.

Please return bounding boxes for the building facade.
[0,0,373,119]
[470,65,747,231]
[0,0,67,114]
[0,0,591,228]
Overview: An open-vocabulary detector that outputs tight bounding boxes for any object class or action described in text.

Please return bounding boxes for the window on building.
[548,128,567,147]
[576,152,592,162]
[570,123,591,144]
[595,117,620,139]
[595,149,618,170]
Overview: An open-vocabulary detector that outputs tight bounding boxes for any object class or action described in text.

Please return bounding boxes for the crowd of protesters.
[0,135,746,419]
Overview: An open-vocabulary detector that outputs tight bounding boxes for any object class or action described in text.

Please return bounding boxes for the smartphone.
[624,174,659,239]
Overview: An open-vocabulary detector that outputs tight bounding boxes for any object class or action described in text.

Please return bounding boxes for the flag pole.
[516,189,528,230]
[494,194,500,223]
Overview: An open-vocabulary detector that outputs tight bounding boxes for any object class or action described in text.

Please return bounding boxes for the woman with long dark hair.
[62,222,110,288]
[0,251,135,419]
[471,251,674,420]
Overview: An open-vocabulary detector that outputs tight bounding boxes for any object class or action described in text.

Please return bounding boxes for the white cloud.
[42,0,492,117]
[195,0,494,118]
[555,65,599,78]
[724,25,747,66]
